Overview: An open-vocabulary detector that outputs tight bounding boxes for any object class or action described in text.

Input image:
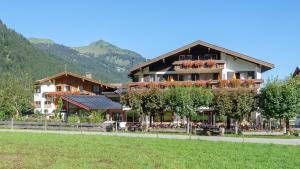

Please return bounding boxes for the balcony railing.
[128,79,263,90]
[173,60,225,73]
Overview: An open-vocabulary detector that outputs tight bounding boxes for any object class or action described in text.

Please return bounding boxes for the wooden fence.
[0,121,113,132]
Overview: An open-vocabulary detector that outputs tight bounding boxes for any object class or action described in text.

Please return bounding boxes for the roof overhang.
[34,71,115,90]
[129,40,274,75]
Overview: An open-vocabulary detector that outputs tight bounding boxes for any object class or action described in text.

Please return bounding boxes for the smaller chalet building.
[34,72,123,120]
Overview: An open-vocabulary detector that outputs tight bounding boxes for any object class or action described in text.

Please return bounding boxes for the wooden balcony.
[173,60,225,73]
[128,79,263,90]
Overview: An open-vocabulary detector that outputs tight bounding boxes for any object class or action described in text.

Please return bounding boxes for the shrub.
[68,115,79,123]
[89,111,105,123]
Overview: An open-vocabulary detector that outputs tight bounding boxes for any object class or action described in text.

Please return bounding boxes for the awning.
[61,95,122,111]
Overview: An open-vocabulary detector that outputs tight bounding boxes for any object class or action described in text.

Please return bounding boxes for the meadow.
[0,132,299,169]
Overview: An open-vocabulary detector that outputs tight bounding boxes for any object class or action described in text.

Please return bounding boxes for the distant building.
[34,72,124,121]
[293,66,300,127]
[293,66,300,77]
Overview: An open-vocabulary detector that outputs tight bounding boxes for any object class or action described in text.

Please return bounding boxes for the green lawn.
[0,132,299,169]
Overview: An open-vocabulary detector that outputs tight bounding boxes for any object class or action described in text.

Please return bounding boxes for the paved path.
[1,129,300,145]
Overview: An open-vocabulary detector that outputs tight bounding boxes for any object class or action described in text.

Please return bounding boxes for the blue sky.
[0,0,299,79]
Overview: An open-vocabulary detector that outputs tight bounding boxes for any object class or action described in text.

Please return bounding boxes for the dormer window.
[56,86,62,92]
[35,86,41,93]
[65,86,71,91]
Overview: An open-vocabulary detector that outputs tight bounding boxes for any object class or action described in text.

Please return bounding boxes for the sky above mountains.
[0,0,299,79]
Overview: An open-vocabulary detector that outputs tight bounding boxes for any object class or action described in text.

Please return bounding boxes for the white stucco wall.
[134,53,263,82]
[34,83,56,114]
[221,52,262,80]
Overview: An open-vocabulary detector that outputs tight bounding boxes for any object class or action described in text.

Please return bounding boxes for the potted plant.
[206,59,216,68]
[219,80,230,88]
[230,79,241,87]
[194,60,204,68]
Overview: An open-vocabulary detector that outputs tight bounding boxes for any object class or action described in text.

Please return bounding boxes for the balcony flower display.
[206,59,216,68]
[194,60,204,68]
[182,60,193,68]
[245,79,255,87]
[195,80,206,86]
[219,80,230,88]
[230,79,241,87]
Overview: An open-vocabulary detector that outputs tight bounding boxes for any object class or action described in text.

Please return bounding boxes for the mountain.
[0,19,145,82]
[0,20,68,79]
[30,39,145,82]
[74,40,145,70]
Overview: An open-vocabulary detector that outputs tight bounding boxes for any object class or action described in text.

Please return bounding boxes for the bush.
[89,111,105,123]
[67,115,79,123]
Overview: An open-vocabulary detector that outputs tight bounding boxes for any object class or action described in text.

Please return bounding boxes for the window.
[133,75,139,82]
[183,74,192,81]
[65,86,71,91]
[227,72,235,80]
[79,86,84,92]
[92,85,100,93]
[248,71,255,79]
[143,74,155,82]
[179,55,192,60]
[56,86,62,92]
[44,101,52,108]
[199,74,213,80]
[35,86,41,93]
[157,75,165,82]
[35,101,41,108]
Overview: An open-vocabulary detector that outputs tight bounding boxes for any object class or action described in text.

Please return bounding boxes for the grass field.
[0,132,299,169]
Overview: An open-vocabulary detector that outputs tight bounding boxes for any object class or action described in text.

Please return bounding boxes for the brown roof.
[293,66,300,77]
[129,40,274,74]
[34,72,116,89]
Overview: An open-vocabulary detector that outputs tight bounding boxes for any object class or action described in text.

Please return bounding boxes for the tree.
[214,91,233,129]
[260,78,299,131]
[121,89,165,129]
[142,89,165,127]
[0,73,33,118]
[56,97,63,119]
[164,86,214,133]
[214,89,257,133]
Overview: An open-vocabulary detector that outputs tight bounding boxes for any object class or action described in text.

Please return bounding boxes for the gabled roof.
[129,40,274,74]
[34,72,115,89]
[293,66,300,77]
[61,95,122,111]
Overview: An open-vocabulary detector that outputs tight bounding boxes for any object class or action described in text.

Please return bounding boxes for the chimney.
[85,72,92,79]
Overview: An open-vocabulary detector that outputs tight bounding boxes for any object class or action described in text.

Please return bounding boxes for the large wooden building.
[128,40,274,125]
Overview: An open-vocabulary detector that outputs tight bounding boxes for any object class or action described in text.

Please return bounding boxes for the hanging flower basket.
[219,80,230,88]
[194,60,204,68]
[230,79,241,87]
[206,59,216,68]
[195,80,206,86]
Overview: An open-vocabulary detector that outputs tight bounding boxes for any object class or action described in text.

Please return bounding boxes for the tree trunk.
[279,118,282,129]
[269,119,272,131]
[285,117,290,135]
[226,116,231,129]
[149,114,153,127]
[186,116,190,134]
[235,121,239,134]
